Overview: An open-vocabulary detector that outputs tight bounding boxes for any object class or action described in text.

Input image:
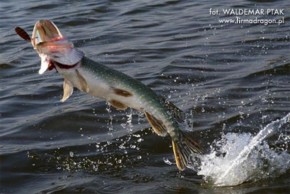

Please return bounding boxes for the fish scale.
[15,19,202,171]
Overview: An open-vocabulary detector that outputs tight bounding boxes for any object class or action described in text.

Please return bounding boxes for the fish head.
[31,20,63,49]
[31,20,84,74]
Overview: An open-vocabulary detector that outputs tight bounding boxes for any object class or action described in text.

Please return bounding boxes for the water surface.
[1,0,290,193]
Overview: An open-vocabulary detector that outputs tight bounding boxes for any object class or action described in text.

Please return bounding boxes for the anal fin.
[145,112,167,137]
[61,78,74,102]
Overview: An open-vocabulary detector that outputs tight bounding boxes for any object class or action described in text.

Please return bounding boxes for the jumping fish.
[15,20,202,171]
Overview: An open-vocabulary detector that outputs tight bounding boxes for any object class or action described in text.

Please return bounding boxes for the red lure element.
[50,36,64,41]
[15,27,31,41]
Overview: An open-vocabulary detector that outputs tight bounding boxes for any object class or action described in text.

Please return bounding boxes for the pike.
[15,20,202,171]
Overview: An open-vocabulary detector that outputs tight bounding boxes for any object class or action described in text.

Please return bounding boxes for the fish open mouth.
[15,20,84,74]
[30,20,84,74]
[32,20,74,56]
[32,20,64,49]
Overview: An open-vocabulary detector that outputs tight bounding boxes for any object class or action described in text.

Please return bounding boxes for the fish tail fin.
[172,131,202,171]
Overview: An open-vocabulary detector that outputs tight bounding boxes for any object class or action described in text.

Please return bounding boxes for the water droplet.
[163,158,173,165]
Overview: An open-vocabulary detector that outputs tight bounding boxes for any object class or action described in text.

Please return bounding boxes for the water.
[1,0,290,193]
[198,113,290,186]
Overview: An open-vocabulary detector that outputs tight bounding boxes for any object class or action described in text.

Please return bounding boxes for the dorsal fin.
[159,96,185,122]
[145,112,167,136]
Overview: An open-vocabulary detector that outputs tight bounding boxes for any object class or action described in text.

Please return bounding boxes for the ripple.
[2,0,290,193]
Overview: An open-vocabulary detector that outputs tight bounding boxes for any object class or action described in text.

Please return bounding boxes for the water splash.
[196,113,290,186]
[106,104,114,134]
[121,109,134,132]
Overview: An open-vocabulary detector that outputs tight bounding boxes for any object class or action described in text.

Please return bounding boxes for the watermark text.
[209,8,285,25]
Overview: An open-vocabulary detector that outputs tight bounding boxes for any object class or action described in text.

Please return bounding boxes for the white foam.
[195,113,290,186]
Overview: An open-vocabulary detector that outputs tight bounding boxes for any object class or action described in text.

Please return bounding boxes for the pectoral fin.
[145,112,167,136]
[76,69,89,93]
[61,78,73,102]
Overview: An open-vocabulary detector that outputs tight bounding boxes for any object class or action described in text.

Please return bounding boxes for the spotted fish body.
[58,57,179,139]
[15,20,202,171]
